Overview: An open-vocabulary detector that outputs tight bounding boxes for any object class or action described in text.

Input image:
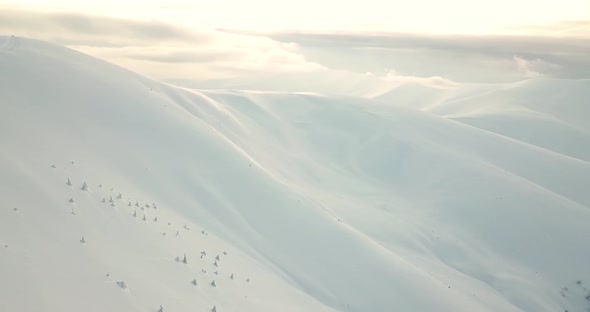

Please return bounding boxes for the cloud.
[259,30,590,59]
[381,70,459,89]
[0,6,325,81]
[0,7,210,47]
[513,56,562,78]
[509,20,590,36]
[3,5,584,93]
[225,29,590,82]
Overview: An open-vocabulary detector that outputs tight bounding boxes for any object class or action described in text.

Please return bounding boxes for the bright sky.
[4,0,590,34]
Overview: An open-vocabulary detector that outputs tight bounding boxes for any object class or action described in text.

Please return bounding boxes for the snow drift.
[1,35,590,312]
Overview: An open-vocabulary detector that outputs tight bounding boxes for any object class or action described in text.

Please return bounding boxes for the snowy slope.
[371,79,590,162]
[423,79,590,162]
[1,36,590,312]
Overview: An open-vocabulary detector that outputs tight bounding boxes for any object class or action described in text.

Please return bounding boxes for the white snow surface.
[1,36,590,312]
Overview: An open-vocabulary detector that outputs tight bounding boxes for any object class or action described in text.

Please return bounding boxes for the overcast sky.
[1,1,589,94]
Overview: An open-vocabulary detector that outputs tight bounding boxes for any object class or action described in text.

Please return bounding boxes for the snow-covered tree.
[215,255,220,261]
[109,196,113,203]
[133,210,137,217]
[81,181,88,191]
[230,273,234,280]
[116,281,127,289]
[69,198,75,203]
[192,279,198,286]
[80,236,86,243]
[157,305,164,312]
[182,253,188,264]
[211,280,216,287]
[67,178,72,186]
[154,217,158,222]
[211,305,217,312]
[117,193,122,199]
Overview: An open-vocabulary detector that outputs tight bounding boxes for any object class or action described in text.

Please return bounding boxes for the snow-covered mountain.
[1,35,589,312]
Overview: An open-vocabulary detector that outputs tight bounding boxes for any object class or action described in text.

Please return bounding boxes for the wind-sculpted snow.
[1,36,589,312]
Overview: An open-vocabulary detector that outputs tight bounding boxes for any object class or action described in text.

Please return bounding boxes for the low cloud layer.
[1,6,588,95]
[248,30,590,81]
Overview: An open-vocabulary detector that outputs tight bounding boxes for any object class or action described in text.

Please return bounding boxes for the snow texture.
[1,36,590,312]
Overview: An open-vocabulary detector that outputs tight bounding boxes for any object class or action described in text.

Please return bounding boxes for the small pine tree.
[80,236,86,243]
[109,196,113,203]
[128,202,131,206]
[133,210,137,217]
[154,217,158,222]
[81,182,88,191]
[211,305,217,312]
[182,253,188,264]
[69,198,75,203]
[157,305,164,312]
[211,280,216,287]
[215,255,220,261]
[192,279,198,286]
[102,198,106,203]
[67,178,72,186]
[230,273,234,280]
[117,193,122,199]
[213,261,218,267]
[142,215,146,221]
